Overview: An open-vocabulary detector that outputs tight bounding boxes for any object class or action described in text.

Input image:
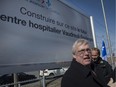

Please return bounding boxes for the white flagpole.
[90,16,97,47]
[100,0,114,68]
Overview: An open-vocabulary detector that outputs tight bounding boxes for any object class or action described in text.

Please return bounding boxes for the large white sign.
[0,0,93,74]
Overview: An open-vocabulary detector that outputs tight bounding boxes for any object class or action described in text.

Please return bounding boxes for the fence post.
[13,73,18,87]
[42,70,46,87]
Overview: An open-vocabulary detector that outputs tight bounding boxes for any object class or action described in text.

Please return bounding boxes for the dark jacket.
[113,67,116,82]
[61,59,107,87]
[92,57,113,84]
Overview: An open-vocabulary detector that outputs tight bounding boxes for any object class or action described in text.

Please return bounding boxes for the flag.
[102,41,107,60]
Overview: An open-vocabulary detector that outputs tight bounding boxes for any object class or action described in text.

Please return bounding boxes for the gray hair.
[72,39,89,55]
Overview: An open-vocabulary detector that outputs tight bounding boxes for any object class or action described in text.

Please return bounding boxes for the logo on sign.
[41,0,51,8]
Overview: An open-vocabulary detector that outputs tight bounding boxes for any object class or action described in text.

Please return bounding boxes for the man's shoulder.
[99,59,112,69]
[100,60,110,65]
[99,58,109,64]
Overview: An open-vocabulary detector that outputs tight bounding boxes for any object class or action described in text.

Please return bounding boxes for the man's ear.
[73,54,76,59]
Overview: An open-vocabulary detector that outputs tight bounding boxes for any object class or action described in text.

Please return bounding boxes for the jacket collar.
[71,59,91,78]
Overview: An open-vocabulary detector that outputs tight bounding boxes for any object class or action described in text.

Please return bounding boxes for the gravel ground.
[21,77,116,87]
[21,77,62,87]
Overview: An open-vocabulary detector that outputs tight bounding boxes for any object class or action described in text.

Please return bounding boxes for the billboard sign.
[0,0,93,75]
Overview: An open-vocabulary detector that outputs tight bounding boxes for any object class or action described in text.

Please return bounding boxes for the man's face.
[91,50,99,61]
[73,44,91,66]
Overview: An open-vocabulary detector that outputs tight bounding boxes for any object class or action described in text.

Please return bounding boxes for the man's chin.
[84,60,91,65]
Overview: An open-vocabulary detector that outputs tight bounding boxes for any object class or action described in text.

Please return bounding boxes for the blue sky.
[63,0,115,56]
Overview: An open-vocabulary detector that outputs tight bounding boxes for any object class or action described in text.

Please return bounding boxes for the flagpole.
[90,16,97,47]
[100,0,114,68]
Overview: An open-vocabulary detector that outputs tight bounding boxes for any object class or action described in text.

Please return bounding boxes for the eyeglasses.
[77,48,91,54]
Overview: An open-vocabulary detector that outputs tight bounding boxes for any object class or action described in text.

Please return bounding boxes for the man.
[91,48,113,85]
[61,39,107,87]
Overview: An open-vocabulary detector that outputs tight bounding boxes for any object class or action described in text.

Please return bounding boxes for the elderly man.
[61,39,109,87]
